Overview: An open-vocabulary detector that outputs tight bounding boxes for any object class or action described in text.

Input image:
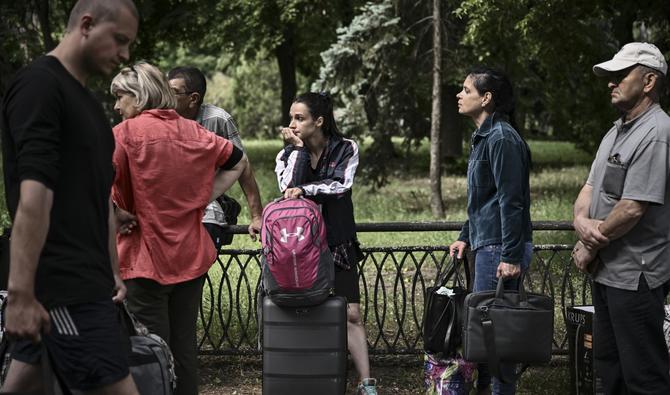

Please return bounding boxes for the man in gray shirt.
[572,42,670,394]
[167,67,262,248]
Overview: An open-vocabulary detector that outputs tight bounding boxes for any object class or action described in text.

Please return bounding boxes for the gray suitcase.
[262,296,347,394]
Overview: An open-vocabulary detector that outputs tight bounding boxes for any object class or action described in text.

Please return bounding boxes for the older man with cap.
[572,42,670,394]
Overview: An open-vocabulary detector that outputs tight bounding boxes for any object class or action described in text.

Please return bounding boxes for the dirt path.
[198,355,423,394]
[197,355,569,394]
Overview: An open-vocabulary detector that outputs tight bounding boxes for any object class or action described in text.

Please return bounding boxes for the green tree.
[314,0,469,188]
[196,0,362,126]
[455,0,670,152]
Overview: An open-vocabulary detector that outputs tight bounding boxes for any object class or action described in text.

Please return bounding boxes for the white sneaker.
[357,378,377,395]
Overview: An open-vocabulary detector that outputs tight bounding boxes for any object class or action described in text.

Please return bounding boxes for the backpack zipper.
[292,249,299,287]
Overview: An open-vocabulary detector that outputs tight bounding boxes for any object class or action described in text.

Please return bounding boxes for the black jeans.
[125,275,206,395]
[593,274,670,395]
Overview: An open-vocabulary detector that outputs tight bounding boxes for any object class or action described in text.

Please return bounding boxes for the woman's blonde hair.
[110,61,176,112]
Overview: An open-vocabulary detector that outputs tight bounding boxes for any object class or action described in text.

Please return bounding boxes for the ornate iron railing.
[197,221,587,356]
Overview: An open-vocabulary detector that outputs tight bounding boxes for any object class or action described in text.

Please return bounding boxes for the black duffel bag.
[462,275,554,381]
[422,256,470,357]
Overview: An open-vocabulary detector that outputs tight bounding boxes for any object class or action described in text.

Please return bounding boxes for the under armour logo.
[280,227,305,243]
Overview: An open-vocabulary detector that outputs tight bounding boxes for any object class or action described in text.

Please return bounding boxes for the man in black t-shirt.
[1,1,140,393]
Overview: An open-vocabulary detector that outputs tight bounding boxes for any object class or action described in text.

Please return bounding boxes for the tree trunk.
[275,25,297,127]
[441,84,463,159]
[36,0,55,51]
[429,0,445,218]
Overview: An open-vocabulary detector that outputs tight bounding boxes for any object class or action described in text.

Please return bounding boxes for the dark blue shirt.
[458,114,532,264]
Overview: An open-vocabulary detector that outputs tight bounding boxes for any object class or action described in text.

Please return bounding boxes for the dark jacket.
[458,114,532,264]
[275,135,359,247]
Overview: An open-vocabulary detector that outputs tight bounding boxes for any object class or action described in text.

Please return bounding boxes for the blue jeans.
[473,242,533,395]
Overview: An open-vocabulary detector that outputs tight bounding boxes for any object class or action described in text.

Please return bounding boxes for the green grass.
[226,138,590,249]
[1,136,587,391]
[204,138,588,359]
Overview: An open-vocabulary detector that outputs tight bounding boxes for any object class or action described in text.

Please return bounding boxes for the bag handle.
[120,301,149,336]
[434,256,467,289]
[481,306,529,384]
[483,276,531,384]
[493,271,528,304]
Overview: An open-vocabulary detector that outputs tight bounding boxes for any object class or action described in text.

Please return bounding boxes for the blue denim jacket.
[458,114,532,264]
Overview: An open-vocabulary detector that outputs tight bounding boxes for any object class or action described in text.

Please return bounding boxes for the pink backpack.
[261,198,334,306]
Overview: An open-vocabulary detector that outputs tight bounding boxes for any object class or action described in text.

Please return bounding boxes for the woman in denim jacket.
[449,67,533,395]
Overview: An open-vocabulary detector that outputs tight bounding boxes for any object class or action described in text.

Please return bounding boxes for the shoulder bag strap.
[257,286,264,351]
[120,301,148,336]
[481,309,524,384]
[462,255,472,291]
[483,280,530,384]
[423,292,452,341]
[481,307,502,379]
[442,298,457,354]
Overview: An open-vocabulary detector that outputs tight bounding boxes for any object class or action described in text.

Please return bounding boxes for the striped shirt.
[196,104,245,226]
[275,137,359,197]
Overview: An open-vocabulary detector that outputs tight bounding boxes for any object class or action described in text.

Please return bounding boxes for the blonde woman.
[110,61,248,395]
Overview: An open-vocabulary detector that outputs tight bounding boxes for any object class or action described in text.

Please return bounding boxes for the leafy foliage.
[454,0,618,151]
[315,1,434,187]
[219,52,283,137]
[1,0,670,188]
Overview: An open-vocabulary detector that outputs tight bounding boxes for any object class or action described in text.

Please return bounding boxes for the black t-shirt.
[1,56,115,308]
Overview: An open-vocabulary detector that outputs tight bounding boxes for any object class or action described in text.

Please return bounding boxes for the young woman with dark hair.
[274,92,377,394]
[449,67,533,395]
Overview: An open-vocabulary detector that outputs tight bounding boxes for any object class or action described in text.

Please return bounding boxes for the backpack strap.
[256,286,264,351]
[120,301,149,336]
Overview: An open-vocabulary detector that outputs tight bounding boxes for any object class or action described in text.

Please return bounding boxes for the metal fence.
[197,221,588,356]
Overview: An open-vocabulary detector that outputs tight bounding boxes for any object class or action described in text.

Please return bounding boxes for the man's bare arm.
[108,198,127,302]
[210,154,249,202]
[598,199,648,240]
[6,180,52,341]
[573,184,609,249]
[237,162,263,240]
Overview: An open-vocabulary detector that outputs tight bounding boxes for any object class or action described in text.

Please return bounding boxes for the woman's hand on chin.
[281,127,303,147]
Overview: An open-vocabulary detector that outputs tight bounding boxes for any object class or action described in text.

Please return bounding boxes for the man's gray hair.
[638,65,667,101]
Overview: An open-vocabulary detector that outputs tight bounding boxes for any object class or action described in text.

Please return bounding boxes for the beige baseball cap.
[593,42,667,76]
